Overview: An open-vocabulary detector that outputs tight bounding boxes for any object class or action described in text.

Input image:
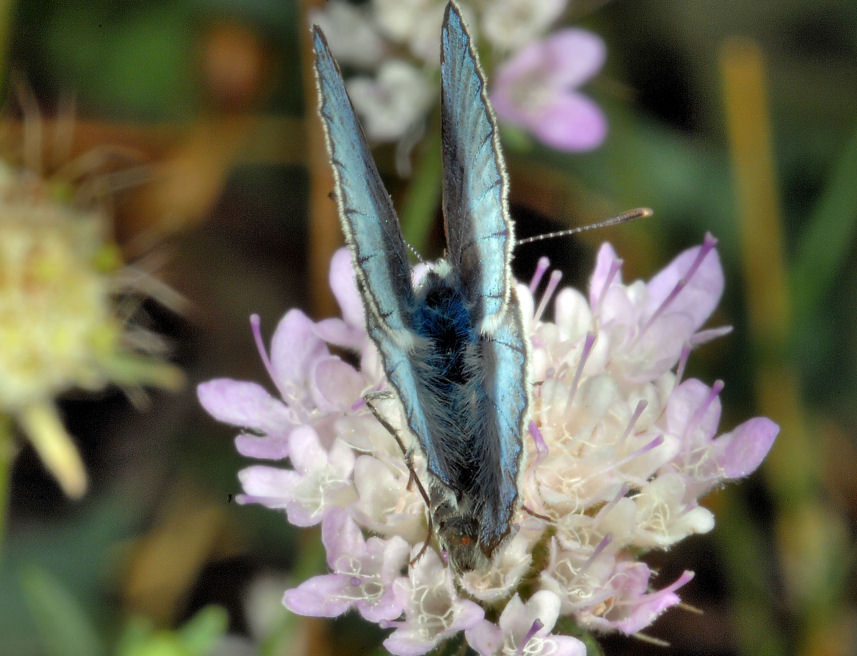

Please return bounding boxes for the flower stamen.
[534,269,563,323]
[641,233,718,335]
[568,332,597,403]
[529,420,549,460]
[591,255,622,310]
[620,400,649,444]
[528,256,551,294]
[685,380,725,440]
[250,314,281,395]
[517,618,544,656]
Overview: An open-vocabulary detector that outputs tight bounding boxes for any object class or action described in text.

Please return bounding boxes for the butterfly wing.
[473,308,527,552]
[312,28,447,475]
[440,3,514,334]
[312,28,413,337]
[440,3,528,554]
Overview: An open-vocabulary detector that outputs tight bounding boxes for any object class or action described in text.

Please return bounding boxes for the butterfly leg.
[364,392,433,565]
[522,505,552,523]
[363,391,413,462]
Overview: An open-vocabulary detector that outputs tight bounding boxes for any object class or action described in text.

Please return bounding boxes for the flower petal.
[234,433,290,460]
[480,0,566,52]
[465,619,503,656]
[531,92,607,151]
[312,357,365,411]
[588,242,623,308]
[666,378,721,441]
[538,29,606,88]
[197,379,292,436]
[288,425,329,474]
[714,417,779,479]
[314,317,365,350]
[236,465,296,508]
[613,570,694,634]
[270,310,329,388]
[329,247,365,329]
[309,1,386,69]
[283,574,352,617]
[548,635,588,656]
[348,60,433,142]
[645,239,724,331]
[553,288,592,341]
[322,506,366,564]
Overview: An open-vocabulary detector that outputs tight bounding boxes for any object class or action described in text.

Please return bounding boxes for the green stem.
[0,0,16,96]
[791,122,857,326]
[0,413,15,562]
[716,491,789,656]
[399,121,443,254]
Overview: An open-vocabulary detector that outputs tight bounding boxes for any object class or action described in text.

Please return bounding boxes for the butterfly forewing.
[312,28,413,342]
[312,27,450,485]
[440,4,527,555]
[440,4,514,333]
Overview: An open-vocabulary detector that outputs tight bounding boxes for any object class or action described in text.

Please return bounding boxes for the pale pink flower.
[284,507,409,622]
[198,237,778,653]
[466,590,586,656]
[235,425,356,526]
[382,549,484,656]
[491,29,607,151]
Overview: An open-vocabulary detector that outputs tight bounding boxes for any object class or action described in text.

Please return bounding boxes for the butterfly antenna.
[404,239,425,264]
[516,207,653,246]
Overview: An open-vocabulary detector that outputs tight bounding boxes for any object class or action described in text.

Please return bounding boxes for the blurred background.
[0,0,855,654]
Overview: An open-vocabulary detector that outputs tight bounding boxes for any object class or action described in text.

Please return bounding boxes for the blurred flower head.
[0,159,183,497]
[491,29,607,151]
[198,237,778,654]
[312,0,607,152]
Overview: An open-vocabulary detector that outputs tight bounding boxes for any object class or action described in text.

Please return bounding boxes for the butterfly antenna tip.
[517,207,653,246]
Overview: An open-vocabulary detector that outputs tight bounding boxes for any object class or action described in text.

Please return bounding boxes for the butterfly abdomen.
[410,269,481,481]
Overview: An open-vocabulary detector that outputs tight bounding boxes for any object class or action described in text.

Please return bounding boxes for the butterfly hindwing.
[474,313,527,552]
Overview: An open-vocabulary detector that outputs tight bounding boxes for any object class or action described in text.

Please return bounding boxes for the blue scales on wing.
[438,3,527,556]
[312,0,528,571]
[311,28,453,489]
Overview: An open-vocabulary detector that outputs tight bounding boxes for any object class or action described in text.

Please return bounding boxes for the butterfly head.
[432,487,493,573]
[436,514,487,573]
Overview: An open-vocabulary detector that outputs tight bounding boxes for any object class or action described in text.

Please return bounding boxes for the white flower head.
[347,60,435,142]
[0,155,182,498]
[199,236,779,654]
[311,0,602,150]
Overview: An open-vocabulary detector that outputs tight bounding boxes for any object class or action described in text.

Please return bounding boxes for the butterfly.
[311,1,528,573]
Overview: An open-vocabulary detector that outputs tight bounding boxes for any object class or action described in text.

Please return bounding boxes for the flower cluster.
[312,0,607,152]
[0,160,182,497]
[198,236,778,655]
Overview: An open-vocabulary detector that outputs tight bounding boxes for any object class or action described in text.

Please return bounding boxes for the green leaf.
[115,607,228,656]
[19,564,104,656]
[45,3,194,117]
[400,122,443,255]
[177,606,229,655]
[791,122,857,325]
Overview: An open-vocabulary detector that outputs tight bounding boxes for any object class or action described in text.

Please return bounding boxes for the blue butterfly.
[312,1,528,572]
